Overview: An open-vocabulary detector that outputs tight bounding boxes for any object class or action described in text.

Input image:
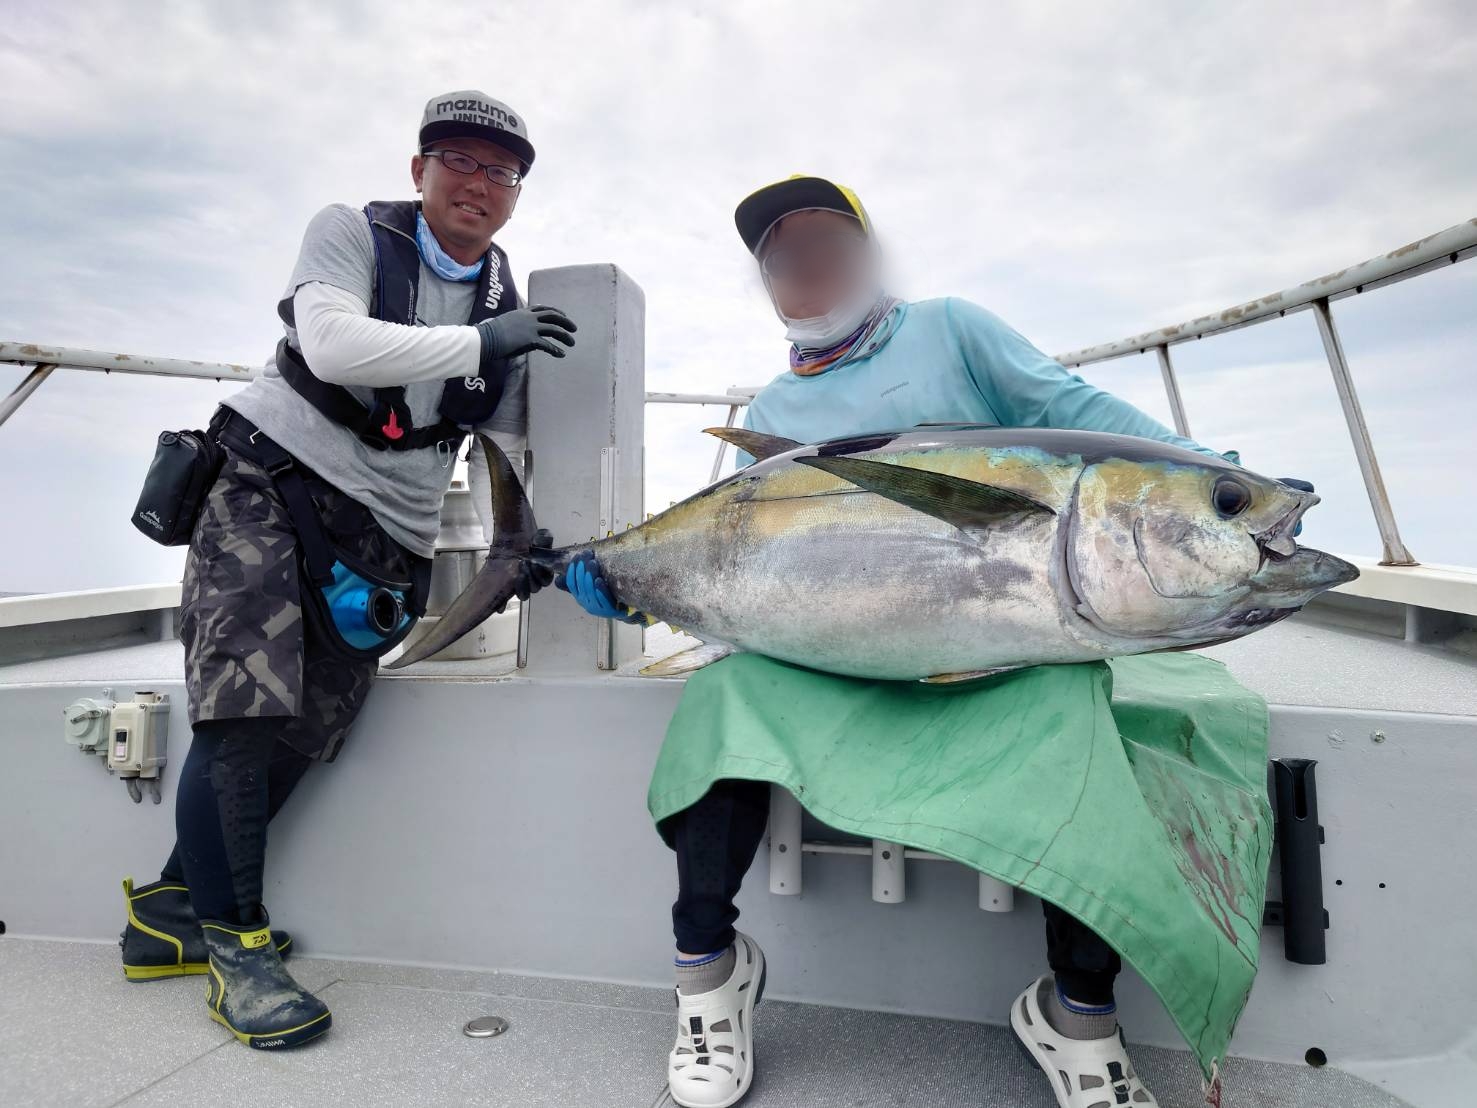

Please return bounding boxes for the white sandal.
[1011,975,1159,1107]
[667,932,766,1108]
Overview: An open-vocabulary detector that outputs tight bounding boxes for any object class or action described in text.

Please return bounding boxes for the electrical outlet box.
[109,691,169,779]
[63,691,116,755]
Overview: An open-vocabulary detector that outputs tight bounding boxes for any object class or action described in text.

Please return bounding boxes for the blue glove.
[555,551,647,624]
[1278,478,1315,536]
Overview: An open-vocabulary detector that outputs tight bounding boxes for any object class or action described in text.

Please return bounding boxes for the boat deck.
[2,937,1408,1108]
[3,599,1473,1107]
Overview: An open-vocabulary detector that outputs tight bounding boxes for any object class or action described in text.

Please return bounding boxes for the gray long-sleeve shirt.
[224,203,526,556]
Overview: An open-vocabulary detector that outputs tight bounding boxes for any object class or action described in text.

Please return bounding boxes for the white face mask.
[780,283,882,348]
[758,204,887,348]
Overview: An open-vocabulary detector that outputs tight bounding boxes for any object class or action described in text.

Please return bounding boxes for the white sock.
[675,946,735,995]
[1041,978,1118,1040]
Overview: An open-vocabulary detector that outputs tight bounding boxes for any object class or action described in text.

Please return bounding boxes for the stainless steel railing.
[1054,218,1477,566]
[4,217,1473,564]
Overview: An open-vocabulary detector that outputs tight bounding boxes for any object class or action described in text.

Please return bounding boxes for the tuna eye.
[1212,477,1252,519]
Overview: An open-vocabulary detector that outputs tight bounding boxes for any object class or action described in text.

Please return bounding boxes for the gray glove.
[476,305,578,363]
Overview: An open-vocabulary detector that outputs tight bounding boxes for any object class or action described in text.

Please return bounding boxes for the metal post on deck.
[1154,345,1192,438]
[871,839,905,903]
[1310,297,1417,566]
[979,873,1015,913]
[523,264,647,675]
[768,784,803,894]
[707,403,741,484]
[0,364,56,429]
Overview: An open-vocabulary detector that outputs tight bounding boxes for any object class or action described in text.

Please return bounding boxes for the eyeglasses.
[422,149,522,187]
[760,231,867,279]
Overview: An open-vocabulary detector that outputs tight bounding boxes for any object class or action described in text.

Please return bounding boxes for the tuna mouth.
[1254,492,1319,559]
[1247,546,1360,608]
[1219,548,1358,635]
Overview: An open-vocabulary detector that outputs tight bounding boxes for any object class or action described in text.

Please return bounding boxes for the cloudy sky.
[1,0,1473,593]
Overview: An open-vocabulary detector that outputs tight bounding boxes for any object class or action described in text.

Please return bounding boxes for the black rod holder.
[1270,758,1328,965]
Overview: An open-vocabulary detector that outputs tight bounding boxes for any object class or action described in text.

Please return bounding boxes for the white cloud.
[1,0,1473,590]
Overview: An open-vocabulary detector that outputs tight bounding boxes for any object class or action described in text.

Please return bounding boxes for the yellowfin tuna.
[391,427,1358,679]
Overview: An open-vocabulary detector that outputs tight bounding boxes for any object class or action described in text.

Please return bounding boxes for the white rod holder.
[979,874,1015,912]
[768,784,803,895]
[871,839,905,903]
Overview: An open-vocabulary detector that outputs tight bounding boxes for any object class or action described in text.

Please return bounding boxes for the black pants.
[162,718,316,925]
[669,779,1122,1007]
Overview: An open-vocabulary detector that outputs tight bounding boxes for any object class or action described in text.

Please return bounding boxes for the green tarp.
[647,651,1272,1081]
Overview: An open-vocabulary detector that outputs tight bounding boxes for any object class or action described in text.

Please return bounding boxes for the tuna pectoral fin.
[639,641,735,677]
[795,455,1055,527]
[386,434,535,670]
[703,427,802,461]
[920,665,1027,685]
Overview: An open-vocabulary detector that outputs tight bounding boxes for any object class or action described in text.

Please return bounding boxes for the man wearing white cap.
[118,91,575,1049]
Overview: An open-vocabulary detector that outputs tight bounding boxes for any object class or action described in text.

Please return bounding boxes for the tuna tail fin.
[795,454,1056,527]
[480,432,538,540]
[387,434,539,669]
[703,426,802,461]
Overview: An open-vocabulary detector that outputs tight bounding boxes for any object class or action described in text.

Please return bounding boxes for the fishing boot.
[200,915,331,1049]
[120,876,292,981]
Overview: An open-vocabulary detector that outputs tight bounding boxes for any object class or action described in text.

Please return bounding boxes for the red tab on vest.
[382,410,405,441]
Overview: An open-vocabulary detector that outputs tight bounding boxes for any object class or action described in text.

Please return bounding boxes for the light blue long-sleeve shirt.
[739,297,1217,462]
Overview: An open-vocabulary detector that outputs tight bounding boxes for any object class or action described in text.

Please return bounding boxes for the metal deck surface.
[1,938,1409,1108]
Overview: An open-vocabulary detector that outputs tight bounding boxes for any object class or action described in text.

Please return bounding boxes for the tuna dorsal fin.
[795,455,1055,527]
[703,427,802,461]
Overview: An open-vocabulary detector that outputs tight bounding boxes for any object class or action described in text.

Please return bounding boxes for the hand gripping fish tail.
[387,435,564,668]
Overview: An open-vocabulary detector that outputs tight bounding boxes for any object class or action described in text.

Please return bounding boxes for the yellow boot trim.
[207,1006,332,1047]
[128,881,191,901]
[205,961,332,1049]
[201,921,272,950]
[123,961,208,981]
[208,961,228,1014]
[120,876,185,976]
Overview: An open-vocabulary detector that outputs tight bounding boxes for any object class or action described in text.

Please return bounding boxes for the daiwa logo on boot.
[242,928,272,949]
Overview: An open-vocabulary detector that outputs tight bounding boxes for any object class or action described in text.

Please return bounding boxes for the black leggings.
[669,779,1122,1007]
[163,718,316,925]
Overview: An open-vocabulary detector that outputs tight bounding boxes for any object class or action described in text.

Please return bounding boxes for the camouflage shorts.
[180,444,425,761]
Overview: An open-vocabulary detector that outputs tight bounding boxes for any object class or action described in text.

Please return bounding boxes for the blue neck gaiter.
[415,212,484,282]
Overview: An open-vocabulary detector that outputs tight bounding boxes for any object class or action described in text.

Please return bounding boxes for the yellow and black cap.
[734,175,868,256]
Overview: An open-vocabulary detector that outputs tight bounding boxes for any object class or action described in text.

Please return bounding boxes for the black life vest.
[275,200,520,451]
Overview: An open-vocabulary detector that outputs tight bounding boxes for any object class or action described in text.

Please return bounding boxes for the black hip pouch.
[131,424,226,546]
